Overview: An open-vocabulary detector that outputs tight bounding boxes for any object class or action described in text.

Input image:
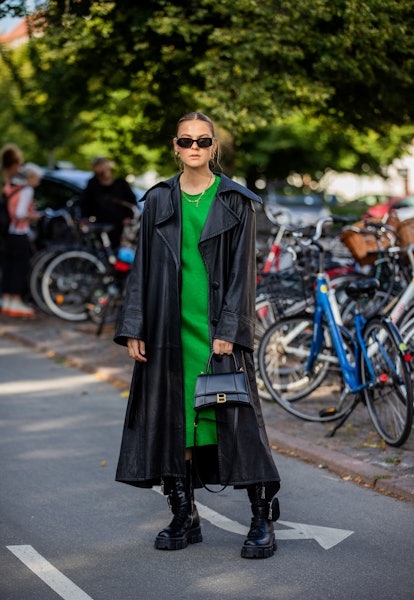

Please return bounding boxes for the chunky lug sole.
[240,534,277,559]
[154,526,203,550]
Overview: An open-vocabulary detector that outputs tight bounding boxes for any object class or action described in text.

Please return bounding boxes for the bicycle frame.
[388,245,414,325]
[306,273,377,393]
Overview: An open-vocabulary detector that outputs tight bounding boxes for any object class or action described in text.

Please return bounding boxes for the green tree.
[1,0,413,179]
[37,1,414,134]
[238,115,414,189]
[0,9,89,166]
[0,0,26,19]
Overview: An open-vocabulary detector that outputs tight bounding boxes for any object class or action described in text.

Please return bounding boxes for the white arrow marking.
[277,521,353,550]
[7,545,93,599]
[153,487,353,549]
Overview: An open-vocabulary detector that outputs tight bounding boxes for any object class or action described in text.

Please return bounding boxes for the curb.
[2,324,413,503]
[266,429,414,502]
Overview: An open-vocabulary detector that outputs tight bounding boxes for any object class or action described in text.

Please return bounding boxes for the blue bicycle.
[258,217,413,446]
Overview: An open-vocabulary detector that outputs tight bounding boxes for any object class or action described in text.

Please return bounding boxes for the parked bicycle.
[86,245,135,335]
[37,215,137,322]
[254,214,362,400]
[258,216,413,447]
[28,207,81,314]
[339,217,410,324]
[385,244,414,363]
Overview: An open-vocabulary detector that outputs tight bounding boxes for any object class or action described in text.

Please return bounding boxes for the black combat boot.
[241,483,280,559]
[154,463,202,550]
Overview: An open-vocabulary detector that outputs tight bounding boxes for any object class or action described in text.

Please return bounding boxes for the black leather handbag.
[194,352,250,410]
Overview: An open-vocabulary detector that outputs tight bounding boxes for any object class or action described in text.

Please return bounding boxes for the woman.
[114,112,280,558]
[1,162,42,317]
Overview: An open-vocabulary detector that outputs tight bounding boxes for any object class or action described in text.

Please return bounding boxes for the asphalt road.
[1,311,414,502]
[1,336,414,600]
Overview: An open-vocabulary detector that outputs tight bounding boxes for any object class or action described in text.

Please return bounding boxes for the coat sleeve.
[213,197,257,352]
[113,201,149,346]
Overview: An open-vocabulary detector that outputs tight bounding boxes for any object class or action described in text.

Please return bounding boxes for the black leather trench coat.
[114,173,280,490]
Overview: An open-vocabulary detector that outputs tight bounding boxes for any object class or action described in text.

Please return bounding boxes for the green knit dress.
[181,175,220,447]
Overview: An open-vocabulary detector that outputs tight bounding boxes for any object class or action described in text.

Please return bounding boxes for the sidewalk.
[1,311,413,502]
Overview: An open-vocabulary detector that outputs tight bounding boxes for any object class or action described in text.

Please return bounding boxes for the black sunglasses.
[175,137,214,149]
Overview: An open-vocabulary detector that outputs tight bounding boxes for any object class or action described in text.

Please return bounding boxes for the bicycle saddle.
[345,278,379,300]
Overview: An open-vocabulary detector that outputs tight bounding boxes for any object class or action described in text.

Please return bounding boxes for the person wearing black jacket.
[81,157,136,250]
[114,112,281,558]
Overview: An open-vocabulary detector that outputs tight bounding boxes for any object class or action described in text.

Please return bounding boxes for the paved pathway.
[1,311,413,501]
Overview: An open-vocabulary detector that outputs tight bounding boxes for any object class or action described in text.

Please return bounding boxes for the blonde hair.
[20,162,43,180]
[176,112,215,136]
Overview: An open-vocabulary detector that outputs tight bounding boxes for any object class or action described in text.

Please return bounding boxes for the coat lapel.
[151,172,260,256]
[153,180,182,268]
[199,194,240,243]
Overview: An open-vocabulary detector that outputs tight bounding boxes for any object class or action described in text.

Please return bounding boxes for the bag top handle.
[204,351,242,374]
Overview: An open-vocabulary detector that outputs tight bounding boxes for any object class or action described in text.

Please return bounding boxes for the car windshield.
[273,194,323,207]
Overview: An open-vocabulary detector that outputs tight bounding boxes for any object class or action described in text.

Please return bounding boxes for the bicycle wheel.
[258,315,354,421]
[255,295,281,401]
[29,248,60,314]
[41,250,107,321]
[397,305,414,360]
[87,275,126,334]
[361,317,413,446]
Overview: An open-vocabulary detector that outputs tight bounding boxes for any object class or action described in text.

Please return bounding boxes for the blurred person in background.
[81,157,137,250]
[1,162,42,317]
[1,143,24,186]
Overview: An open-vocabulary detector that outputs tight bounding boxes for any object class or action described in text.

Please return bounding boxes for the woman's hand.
[127,338,147,362]
[213,339,233,355]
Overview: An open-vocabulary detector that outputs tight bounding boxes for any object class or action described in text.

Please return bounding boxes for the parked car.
[263,190,331,227]
[365,195,410,219]
[392,195,414,220]
[36,168,145,214]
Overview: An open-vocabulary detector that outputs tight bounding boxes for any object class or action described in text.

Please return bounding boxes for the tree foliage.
[38,0,414,133]
[0,0,26,19]
[1,0,413,180]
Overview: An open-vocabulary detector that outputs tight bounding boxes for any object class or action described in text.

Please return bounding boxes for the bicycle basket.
[397,217,414,249]
[256,268,313,317]
[340,212,399,266]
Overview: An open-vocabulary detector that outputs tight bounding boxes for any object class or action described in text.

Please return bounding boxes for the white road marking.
[6,545,93,600]
[276,520,353,550]
[153,486,353,549]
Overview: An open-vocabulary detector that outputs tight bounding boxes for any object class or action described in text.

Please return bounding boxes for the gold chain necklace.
[181,175,213,208]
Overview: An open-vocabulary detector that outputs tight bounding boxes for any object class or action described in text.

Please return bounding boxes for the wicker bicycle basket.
[397,218,414,249]
[340,213,399,266]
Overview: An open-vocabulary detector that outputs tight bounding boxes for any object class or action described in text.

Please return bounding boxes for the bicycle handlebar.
[262,203,292,226]
[342,222,397,235]
[38,207,75,226]
[291,214,357,249]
